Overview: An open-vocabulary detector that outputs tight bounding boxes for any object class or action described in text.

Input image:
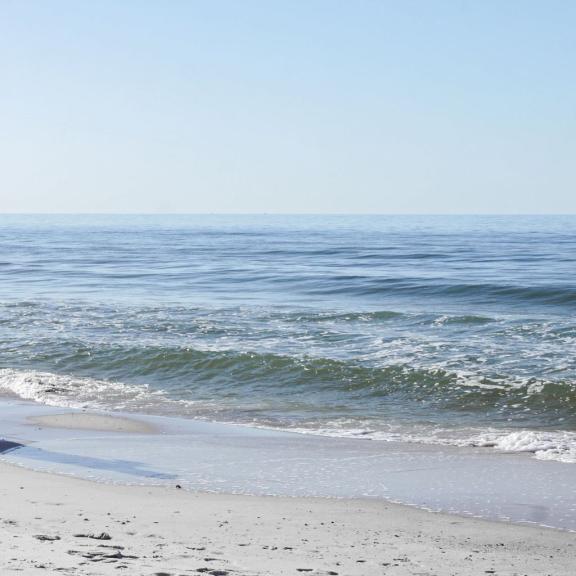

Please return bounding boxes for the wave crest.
[1,367,576,463]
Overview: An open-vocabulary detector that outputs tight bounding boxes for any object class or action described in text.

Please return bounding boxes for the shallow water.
[0,214,575,462]
[2,401,575,531]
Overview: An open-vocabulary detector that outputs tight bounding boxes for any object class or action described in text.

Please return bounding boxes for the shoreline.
[2,399,576,533]
[1,460,575,575]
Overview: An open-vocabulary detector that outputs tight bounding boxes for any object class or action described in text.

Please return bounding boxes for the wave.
[305,277,576,306]
[277,310,406,323]
[276,309,495,325]
[1,366,576,463]
[0,368,172,411]
[2,337,576,425]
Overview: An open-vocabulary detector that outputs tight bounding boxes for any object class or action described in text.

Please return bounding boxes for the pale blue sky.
[1,1,574,213]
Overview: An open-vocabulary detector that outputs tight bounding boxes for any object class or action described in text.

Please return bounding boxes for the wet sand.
[0,461,575,575]
[0,406,576,576]
[28,412,156,434]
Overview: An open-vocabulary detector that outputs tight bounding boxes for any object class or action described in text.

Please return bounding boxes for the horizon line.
[1,212,575,217]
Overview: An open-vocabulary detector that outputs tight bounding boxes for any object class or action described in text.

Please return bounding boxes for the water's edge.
[2,399,575,532]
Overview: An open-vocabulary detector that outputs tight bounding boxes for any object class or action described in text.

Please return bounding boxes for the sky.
[0,0,575,214]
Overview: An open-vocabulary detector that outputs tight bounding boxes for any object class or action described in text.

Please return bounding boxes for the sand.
[2,405,575,574]
[28,412,156,434]
[0,461,574,576]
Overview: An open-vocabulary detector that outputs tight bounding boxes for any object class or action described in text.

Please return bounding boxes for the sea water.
[1,214,575,462]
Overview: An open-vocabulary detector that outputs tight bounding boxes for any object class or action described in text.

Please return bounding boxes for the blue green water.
[1,214,575,461]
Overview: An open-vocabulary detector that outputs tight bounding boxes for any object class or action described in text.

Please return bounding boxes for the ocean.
[1,214,575,463]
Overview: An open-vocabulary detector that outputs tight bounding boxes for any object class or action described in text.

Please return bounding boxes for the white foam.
[473,430,576,463]
[1,368,575,464]
[267,422,576,464]
[0,368,163,411]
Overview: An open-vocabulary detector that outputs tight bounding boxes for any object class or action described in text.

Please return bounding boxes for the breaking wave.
[2,367,575,463]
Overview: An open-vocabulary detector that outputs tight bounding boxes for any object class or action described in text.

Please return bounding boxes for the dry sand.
[0,461,574,576]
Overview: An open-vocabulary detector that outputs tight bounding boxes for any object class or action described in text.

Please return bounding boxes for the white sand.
[28,412,156,434]
[0,461,574,576]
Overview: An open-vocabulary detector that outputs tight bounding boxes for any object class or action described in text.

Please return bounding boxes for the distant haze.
[1,1,575,214]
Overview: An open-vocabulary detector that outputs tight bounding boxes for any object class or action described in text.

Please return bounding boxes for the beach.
[2,460,575,576]
[1,402,576,575]
[2,0,576,568]
[1,215,576,574]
